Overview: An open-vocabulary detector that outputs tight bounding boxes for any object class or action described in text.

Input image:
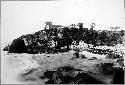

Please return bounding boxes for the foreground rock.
[44,66,104,84]
[20,65,124,84]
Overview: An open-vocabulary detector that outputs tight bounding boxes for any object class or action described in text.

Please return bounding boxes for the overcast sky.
[1,0,124,43]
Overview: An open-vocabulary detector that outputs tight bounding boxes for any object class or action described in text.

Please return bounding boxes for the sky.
[1,0,125,43]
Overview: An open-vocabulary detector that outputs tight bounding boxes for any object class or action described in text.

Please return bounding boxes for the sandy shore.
[1,49,115,84]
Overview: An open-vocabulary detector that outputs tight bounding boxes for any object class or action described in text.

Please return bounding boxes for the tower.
[45,21,52,30]
[90,23,96,31]
[78,23,83,29]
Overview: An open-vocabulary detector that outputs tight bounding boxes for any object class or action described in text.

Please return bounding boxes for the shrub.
[8,38,27,53]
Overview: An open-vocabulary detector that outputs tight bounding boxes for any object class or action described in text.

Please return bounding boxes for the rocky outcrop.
[3,25,124,54]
